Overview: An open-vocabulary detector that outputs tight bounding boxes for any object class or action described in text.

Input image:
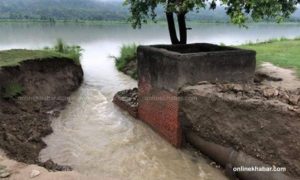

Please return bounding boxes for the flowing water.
[1,22,300,179]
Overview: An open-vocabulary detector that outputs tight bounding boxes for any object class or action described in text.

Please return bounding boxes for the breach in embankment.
[0,48,83,173]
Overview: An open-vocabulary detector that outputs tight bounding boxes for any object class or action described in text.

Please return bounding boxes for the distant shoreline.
[0,19,129,25]
[1,19,300,26]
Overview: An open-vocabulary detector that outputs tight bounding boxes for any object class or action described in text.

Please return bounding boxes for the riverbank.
[240,37,300,76]
[0,19,128,26]
[0,49,83,171]
[179,79,300,178]
[114,44,138,80]
[0,150,84,179]
[2,19,300,26]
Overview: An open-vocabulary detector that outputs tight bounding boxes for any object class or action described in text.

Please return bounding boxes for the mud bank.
[179,82,300,178]
[0,58,83,169]
[0,150,84,180]
[113,88,138,118]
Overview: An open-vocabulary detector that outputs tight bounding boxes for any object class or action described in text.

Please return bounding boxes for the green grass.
[114,44,138,79]
[44,39,83,64]
[238,37,300,76]
[0,39,83,67]
[0,49,69,67]
[1,82,24,99]
[115,44,137,69]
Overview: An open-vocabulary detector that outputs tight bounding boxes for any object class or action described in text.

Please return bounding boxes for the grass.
[44,39,83,64]
[238,37,300,76]
[0,49,68,67]
[1,82,24,99]
[114,44,138,79]
[0,39,83,67]
[115,44,137,70]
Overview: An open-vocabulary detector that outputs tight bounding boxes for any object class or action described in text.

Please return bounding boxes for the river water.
[1,22,300,179]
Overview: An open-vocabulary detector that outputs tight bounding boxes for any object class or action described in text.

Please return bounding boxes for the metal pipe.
[186,132,296,180]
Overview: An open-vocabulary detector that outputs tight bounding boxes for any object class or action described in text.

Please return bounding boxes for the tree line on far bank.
[1,0,300,23]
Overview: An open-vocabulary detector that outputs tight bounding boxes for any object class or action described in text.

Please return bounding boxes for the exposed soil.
[179,82,300,178]
[0,150,85,180]
[119,59,137,80]
[178,65,300,178]
[113,88,138,118]
[215,82,300,107]
[257,62,300,90]
[0,58,83,170]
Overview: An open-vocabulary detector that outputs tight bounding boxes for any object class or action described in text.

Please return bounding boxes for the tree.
[125,0,299,44]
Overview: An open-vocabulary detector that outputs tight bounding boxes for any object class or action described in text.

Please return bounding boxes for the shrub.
[114,44,138,79]
[115,44,137,71]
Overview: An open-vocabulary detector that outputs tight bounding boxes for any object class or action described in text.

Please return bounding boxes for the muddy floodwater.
[1,22,300,179]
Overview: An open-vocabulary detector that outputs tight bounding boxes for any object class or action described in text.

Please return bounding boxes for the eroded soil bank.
[0,58,83,169]
[0,150,85,180]
[256,62,300,91]
[179,82,300,178]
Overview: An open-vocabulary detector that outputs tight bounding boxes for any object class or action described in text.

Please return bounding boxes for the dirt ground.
[257,62,300,90]
[0,150,85,180]
[179,62,300,178]
[0,59,83,170]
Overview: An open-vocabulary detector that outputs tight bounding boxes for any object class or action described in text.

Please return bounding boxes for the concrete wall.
[137,43,256,147]
[138,43,256,91]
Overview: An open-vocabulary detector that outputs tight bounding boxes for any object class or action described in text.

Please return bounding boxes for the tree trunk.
[166,12,179,44]
[166,12,187,45]
[177,12,187,44]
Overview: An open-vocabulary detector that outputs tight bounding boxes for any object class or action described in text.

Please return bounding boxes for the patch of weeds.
[1,82,24,99]
[115,44,137,71]
[44,38,83,64]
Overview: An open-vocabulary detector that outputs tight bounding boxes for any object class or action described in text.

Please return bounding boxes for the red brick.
[138,89,182,147]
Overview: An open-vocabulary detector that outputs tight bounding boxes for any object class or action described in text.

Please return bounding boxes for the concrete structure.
[137,43,256,147]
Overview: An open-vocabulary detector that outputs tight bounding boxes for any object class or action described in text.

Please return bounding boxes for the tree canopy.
[125,0,300,28]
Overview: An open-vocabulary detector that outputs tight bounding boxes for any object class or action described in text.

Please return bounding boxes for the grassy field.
[0,39,82,67]
[238,38,300,75]
[0,49,69,67]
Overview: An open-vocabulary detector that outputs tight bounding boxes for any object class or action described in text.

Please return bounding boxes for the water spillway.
[38,44,227,180]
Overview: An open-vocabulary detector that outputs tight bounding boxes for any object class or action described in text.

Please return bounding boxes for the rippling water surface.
[1,22,300,179]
